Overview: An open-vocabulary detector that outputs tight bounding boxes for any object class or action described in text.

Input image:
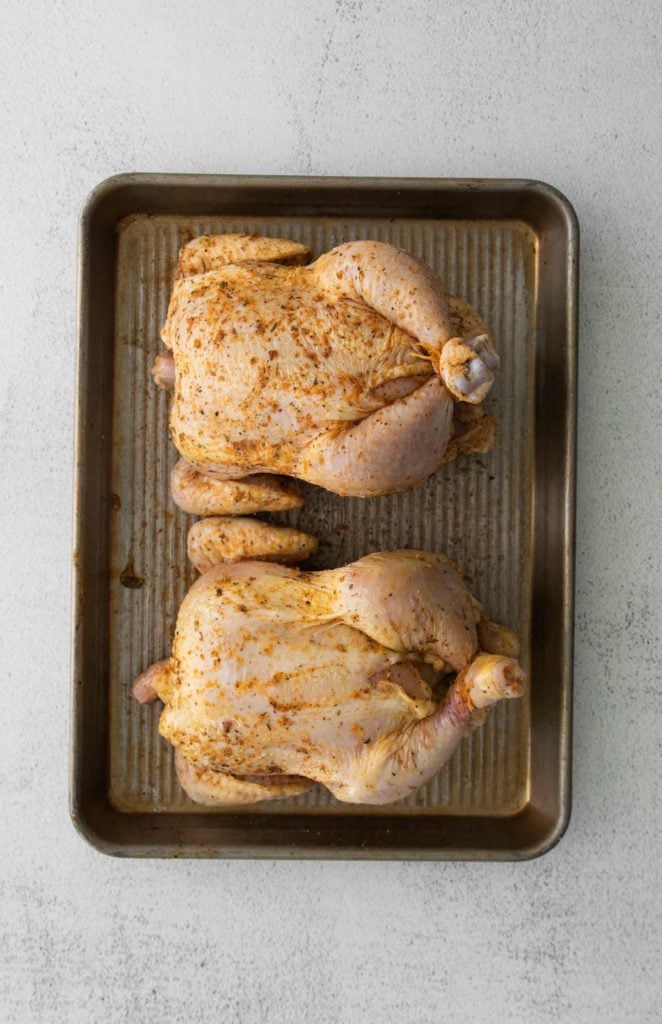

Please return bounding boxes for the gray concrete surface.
[1,1,661,1021]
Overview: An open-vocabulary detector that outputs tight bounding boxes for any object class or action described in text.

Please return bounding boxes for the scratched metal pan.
[72,175,577,860]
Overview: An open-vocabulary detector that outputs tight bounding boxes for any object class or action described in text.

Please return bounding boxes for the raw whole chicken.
[154,234,499,514]
[133,542,525,806]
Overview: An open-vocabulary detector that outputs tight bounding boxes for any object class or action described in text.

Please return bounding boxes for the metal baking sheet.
[72,175,577,859]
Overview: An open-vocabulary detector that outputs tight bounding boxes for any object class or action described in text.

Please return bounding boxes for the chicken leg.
[313,240,499,403]
[327,652,524,804]
[300,376,453,496]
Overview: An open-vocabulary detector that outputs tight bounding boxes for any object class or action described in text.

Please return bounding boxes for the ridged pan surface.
[108,213,535,818]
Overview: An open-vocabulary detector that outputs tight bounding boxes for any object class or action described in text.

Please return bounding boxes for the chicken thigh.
[155,234,499,513]
[133,550,525,806]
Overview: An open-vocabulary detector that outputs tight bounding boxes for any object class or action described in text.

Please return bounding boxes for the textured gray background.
[1,1,661,1021]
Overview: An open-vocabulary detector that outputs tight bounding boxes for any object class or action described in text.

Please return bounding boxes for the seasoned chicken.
[133,550,525,806]
[187,516,318,572]
[170,459,304,516]
[155,234,499,513]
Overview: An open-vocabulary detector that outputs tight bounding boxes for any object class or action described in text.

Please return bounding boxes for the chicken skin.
[133,550,525,806]
[155,234,499,513]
